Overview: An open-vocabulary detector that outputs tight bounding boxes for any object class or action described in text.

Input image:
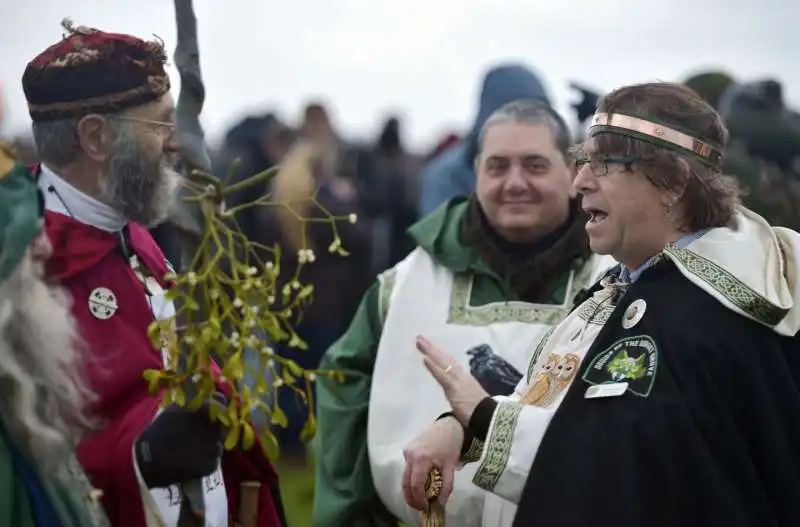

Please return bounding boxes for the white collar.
[37,164,126,232]
[666,207,800,336]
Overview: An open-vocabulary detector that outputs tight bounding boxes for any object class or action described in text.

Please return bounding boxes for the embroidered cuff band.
[460,437,484,464]
[589,112,724,169]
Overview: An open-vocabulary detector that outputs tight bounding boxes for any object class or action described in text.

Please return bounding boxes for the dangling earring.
[665,201,673,216]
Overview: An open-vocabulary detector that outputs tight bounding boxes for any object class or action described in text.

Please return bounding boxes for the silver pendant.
[621,298,646,329]
[88,287,118,320]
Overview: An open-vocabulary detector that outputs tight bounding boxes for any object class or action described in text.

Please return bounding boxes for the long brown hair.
[269,140,319,253]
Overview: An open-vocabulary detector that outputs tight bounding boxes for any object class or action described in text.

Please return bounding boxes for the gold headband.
[589,112,723,167]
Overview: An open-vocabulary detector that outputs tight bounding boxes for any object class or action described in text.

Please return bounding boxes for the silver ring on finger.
[443,364,454,377]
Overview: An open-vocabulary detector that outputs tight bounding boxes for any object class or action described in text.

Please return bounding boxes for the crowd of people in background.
[3,61,800,466]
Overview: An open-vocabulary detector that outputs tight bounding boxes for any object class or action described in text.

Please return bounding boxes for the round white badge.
[88,287,118,320]
[621,299,647,329]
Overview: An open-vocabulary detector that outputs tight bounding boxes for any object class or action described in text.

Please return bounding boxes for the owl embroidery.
[520,352,582,408]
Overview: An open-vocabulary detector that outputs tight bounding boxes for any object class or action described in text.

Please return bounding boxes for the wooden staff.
[235,481,262,527]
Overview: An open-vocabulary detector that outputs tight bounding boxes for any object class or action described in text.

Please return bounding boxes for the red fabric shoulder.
[44,210,118,281]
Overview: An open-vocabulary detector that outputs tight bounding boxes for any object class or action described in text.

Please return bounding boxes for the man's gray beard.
[0,255,95,473]
[102,121,179,227]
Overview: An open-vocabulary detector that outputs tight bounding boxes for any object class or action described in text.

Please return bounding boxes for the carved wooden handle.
[420,468,445,527]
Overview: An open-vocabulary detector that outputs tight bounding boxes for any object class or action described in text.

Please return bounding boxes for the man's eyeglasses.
[574,155,637,177]
[109,116,175,137]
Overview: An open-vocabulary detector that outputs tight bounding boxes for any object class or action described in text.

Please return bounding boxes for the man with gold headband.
[21,20,286,527]
[403,82,800,527]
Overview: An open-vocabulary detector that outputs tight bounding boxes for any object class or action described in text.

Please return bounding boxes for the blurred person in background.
[300,102,343,180]
[418,63,552,215]
[0,145,108,526]
[300,101,363,214]
[426,132,461,162]
[358,115,422,275]
[684,70,736,112]
[259,139,372,465]
[0,82,5,133]
[718,78,800,230]
[313,100,614,527]
[0,84,40,166]
[684,71,800,231]
[214,113,296,241]
[222,113,295,177]
[302,102,338,145]
[568,81,602,142]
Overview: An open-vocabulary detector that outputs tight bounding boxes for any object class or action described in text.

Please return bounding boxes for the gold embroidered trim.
[664,245,788,326]
[472,402,522,492]
[447,260,594,327]
[27,75,170,113]
[461,437,485,464]
[0,142,15,178]
[573,296,615,326]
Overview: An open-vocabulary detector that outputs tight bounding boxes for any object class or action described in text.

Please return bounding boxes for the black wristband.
[467,397,497,441]
[435,411,456,423]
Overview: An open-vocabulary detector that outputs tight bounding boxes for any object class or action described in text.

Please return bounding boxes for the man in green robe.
[312,101,615,526]
[0,144,109,527]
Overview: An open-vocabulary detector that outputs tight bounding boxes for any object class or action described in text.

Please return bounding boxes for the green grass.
[275,454,413,527]
[277,459,316,527]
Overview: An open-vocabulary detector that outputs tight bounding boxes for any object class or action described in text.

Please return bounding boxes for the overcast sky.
[1,0,796,151]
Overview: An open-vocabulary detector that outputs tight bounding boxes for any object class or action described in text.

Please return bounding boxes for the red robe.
[44,210,285,527]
